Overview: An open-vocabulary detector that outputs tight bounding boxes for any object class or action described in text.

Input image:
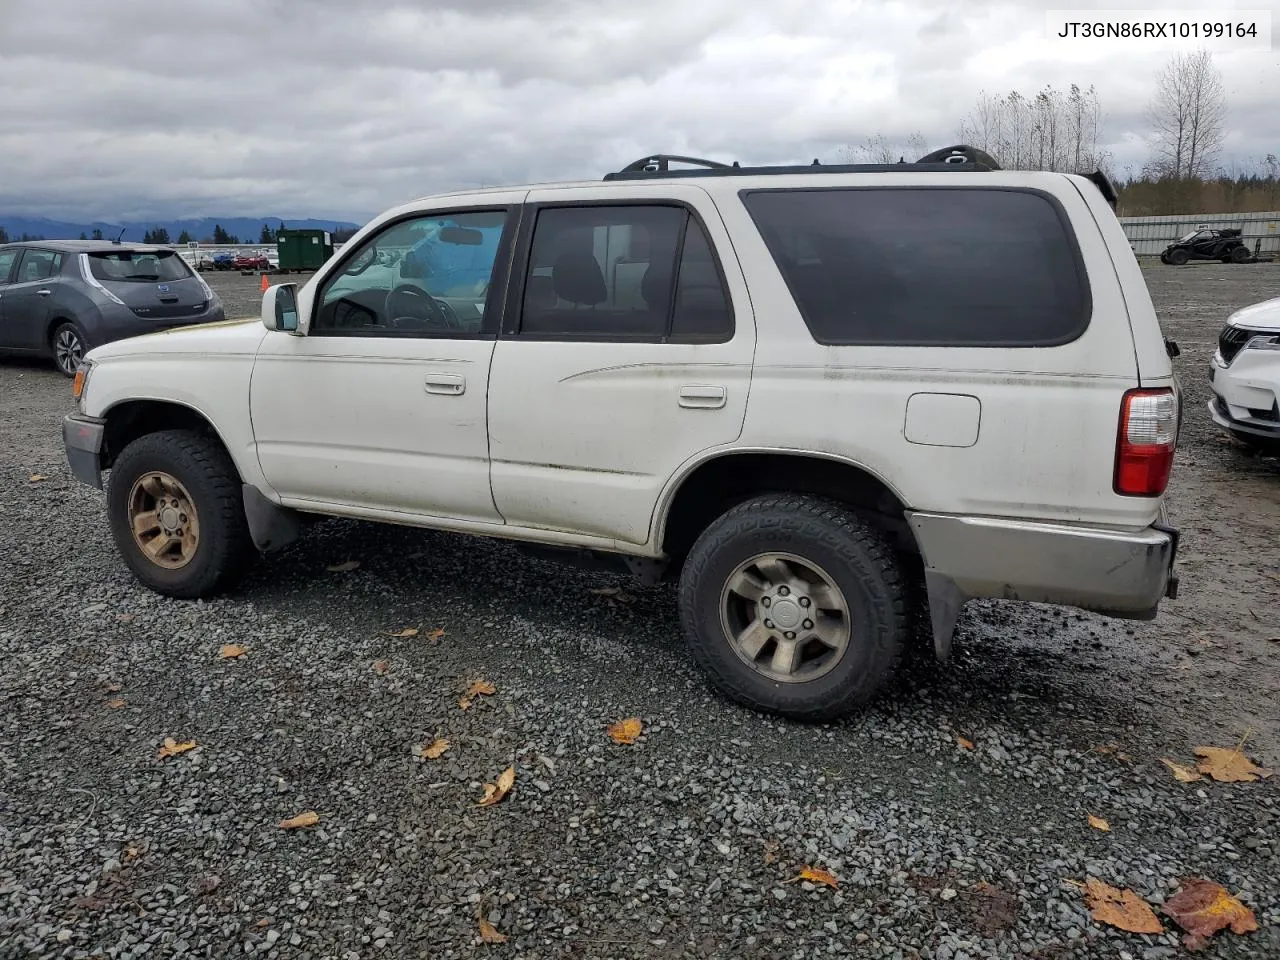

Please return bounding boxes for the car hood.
[1227,296,1280,333]
[86,316,268,361]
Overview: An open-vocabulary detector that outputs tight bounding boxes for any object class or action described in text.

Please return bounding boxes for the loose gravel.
[1,264,1278,959]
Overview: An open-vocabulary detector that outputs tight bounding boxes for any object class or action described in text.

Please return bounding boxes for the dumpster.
[276,228,334,273]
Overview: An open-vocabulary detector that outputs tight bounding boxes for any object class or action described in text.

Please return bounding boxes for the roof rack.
[603,144,1002,181]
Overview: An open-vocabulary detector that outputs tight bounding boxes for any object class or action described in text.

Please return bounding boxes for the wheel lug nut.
[778,586,790,596]
[803,619,814,629]
[764,620,774,629]
[761,597,771,607]
[799,597,810,607]
[785,631,796,640]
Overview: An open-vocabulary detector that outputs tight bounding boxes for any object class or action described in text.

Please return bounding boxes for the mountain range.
[0,215,363,244]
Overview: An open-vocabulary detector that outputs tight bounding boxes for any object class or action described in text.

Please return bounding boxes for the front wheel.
[1230,246,1250,264]
[51,322,86,377]
[1167,248,1190,265]
[107,430,253,598]
[678,494,907,721]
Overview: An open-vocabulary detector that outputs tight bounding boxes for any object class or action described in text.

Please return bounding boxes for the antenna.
[113,227,126,245]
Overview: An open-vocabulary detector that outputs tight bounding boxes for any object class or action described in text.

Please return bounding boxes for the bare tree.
[957,84,1107,172]
[1146,48,1227,179]
[838,132,930,164]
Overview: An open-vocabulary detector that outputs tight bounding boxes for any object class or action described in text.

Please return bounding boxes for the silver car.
[0,240,226,376]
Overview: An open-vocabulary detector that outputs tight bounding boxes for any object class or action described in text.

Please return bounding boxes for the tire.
[1230,246,1250,264]
[1167,248,1189,266]
[677,494,907,721]
[50,322,86,377]
[106,429,252,598]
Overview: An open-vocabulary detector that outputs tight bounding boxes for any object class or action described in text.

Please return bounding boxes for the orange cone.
[260,272,270,293]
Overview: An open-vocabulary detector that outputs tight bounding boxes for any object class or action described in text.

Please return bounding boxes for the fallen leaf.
[382,627,418,638]
[372,659,389,674]
[459,679,496,710]
[279,810,319,830]
[219,644,247,659]
[418,738,450,760]
[477,916,507,944]
[116,614,135,623]
[28,474,48,483]
[1088,814,1111,833]
[607,717,643,745]
[107,698,127,709]
[956,735,975,750]
[1194,746,1273,783]
[1093,743,1133,763]
[1163,877,1258,949]
[1162,758,1203,783]
[157,737,197,760]
[103,682,122,693]
[326,560,360,572]
[477,766,515,807]
[123,844,141,861]
[762,839,780,865]
[428,627,446,640]
[1083,877,1163,935]
[789,866,839,889]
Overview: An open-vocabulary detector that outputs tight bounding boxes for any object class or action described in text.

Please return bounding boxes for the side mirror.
[262,282,300,333]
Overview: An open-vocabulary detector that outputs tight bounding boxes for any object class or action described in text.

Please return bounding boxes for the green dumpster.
[276,228,334,273]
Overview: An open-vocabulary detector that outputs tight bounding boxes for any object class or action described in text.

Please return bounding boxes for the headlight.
[73,359,95,410]
[1245,334,1280,352]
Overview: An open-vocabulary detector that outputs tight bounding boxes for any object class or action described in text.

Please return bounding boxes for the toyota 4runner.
[62,147,1182,721]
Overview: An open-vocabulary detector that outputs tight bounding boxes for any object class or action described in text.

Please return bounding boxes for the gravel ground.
[1,264,1278,959]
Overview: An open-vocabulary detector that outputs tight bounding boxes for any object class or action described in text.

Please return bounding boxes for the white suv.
[1209,295,1280,454]
[62,148,1181,720]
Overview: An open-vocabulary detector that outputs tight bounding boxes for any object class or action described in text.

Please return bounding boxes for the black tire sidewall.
[1168,249,1189,265]
[679,498,904,720]
[107,432,243,598]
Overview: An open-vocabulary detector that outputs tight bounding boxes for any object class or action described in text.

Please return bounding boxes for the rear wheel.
[107,429,252,598]
[1229,246,1250,264]
[677,494,907,721]
[1167,248,1189,265]
[51,322,85,377]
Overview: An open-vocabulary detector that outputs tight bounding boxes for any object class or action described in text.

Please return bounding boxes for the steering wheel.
[384,284,463,331]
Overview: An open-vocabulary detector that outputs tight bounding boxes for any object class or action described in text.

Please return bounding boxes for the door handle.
[424,373,465,395]
[36,289,52,297]
[679,384,727,409]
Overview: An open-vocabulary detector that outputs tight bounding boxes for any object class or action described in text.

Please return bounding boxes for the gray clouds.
[1,0,1275,223]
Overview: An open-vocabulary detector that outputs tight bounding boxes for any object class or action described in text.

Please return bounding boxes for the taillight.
[1114,388,1177,497]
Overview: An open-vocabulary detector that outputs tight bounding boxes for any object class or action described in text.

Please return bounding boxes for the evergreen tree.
[259,224,276,244]
[91,228,104,241]
[0,227,9,243]
[177,230,193,244]
[79,232,88,240]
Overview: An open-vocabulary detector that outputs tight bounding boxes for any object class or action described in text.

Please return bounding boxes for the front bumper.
[909,509,1179,630]
[1208,396,1280,441]
[63,415,106,489]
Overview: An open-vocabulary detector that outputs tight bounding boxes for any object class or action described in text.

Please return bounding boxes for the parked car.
[1160,228,1250,265]
[234,252,270,271]
[1209,295,1280,454]
[0,240,225,376]
[62,148,1181,720]
[210,252,237,271]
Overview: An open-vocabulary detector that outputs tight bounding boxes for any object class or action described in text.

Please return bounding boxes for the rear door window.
[741,187,1090,347]
[15,250,63,283]
[0,248,18,284]
[87,250,193,283]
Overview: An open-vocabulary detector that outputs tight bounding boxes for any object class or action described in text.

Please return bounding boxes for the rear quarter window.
[740,187,1091,347]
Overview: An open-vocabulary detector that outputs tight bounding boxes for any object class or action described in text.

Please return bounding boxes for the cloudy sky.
[1,0,1275,225]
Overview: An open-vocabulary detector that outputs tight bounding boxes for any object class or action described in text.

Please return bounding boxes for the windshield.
[87,250,193,283]
[1177,231,1202,243]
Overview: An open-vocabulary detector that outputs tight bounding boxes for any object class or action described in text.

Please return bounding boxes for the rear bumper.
[63,415,106,489]
[908,509,1179,625]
